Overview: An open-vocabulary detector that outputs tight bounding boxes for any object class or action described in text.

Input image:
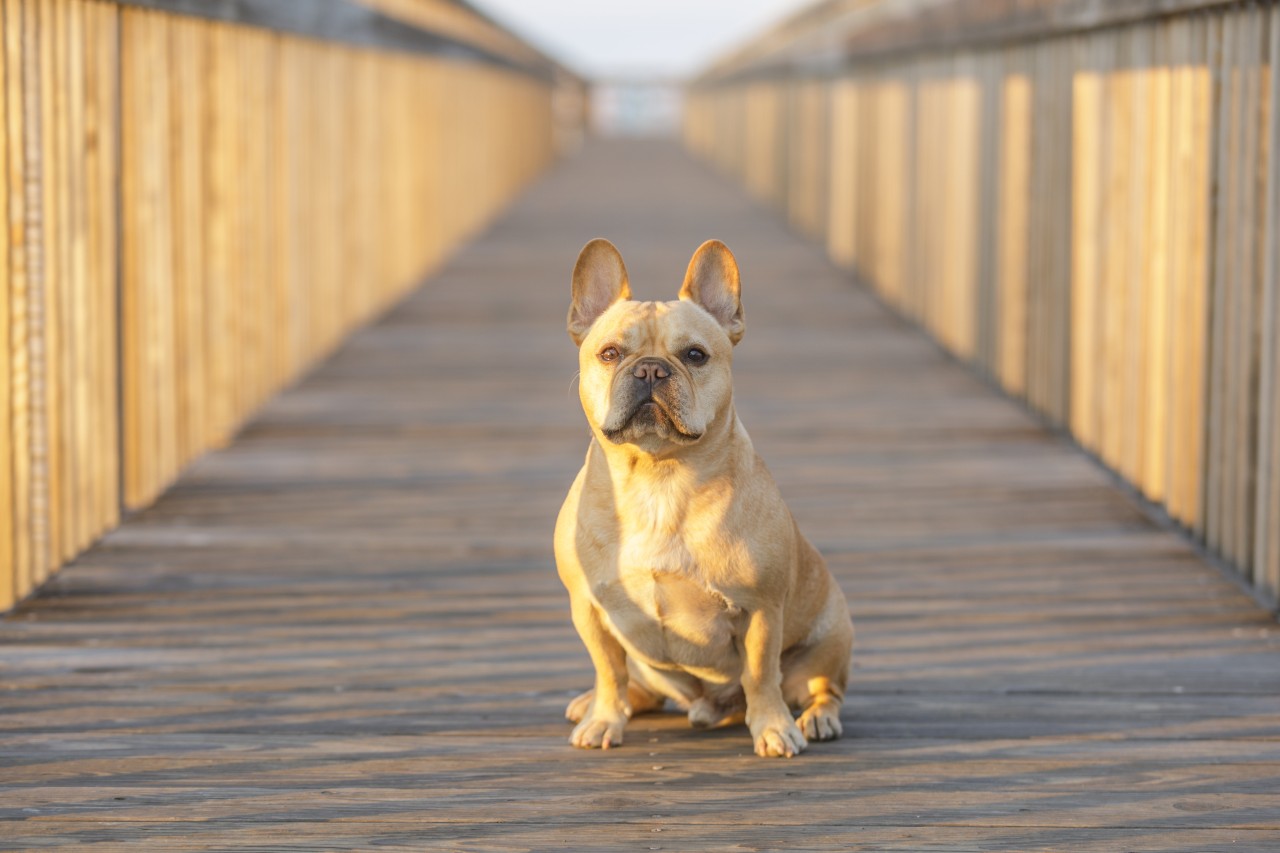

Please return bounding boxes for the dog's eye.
[598,346,620,363]
[685,347,707,364]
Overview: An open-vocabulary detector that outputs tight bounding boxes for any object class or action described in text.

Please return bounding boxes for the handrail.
[117,0,571,81]
[694,0,1241,83]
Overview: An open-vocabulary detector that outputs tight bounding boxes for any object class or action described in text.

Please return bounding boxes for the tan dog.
[554,238,853,758]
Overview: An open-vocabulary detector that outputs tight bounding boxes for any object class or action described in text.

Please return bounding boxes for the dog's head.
[568,238,745,454]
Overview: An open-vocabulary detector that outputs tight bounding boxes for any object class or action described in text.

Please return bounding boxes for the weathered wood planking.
[2,139,1279,850]
[685,0,1280,610]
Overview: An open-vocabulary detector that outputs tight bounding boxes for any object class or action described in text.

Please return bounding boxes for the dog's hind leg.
[688,685,745,729]
[782,602,853,742]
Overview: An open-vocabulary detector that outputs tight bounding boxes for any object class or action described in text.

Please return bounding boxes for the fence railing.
[685,0,1280,609]
[0,0,584,611]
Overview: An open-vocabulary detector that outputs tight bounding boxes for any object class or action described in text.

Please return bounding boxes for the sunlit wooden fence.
[0,0,583,610]
[686,0,1280,608]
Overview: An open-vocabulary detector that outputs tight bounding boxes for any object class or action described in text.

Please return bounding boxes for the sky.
[466,0,815,79]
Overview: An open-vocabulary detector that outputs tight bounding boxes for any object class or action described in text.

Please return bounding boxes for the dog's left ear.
[679,240,744,345]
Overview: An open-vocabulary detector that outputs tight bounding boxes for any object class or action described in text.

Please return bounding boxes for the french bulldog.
[554,238,853,758]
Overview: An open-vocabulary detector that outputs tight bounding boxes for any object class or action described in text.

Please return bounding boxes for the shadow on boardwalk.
[2,139,1279,851]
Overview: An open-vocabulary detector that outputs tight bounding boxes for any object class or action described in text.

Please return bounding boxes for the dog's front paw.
[750,716,808,758]
[570,712,627,750]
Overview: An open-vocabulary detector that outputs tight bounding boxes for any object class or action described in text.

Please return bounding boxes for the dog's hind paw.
[565,689,594,723]
[797,700,843,741]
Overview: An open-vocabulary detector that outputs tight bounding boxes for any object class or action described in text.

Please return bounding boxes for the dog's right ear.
[569,238,631,346]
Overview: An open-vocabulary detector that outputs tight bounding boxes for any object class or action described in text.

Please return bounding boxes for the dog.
[554,238,853,758]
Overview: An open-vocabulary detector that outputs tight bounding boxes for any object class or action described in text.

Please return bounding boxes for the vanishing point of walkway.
[3,140,1279,851]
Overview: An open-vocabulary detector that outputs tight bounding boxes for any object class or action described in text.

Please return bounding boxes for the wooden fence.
[685,0,1280,609]
[0,0,582,611]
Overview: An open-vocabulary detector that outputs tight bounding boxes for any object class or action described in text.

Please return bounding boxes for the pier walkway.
[3,139,1279,851]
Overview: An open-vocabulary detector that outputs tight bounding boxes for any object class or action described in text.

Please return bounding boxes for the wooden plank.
[1100,35,1130,473]
[37,0,61,575]
[168,14,202,469]
[1204,10,1232,550]
[1121,27,1151,489]
[825,79,857,271]
[1165,14,1191,525]
[1071,38,1101,449]
[999,51,1030,399]
[1233,6,1266,578]
[974,52,1000,374]
[1184,13,1213,535]
[0,0,11,611]
[88,0,119,546]
[1046,36,1072,424]
[1256,3,1280,603]
[6,0,32,602]
[1143,21,1170,506]
[65,0,86,554]
[949,57,981,361]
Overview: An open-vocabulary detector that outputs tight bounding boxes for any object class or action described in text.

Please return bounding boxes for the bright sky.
[466,0,815,79]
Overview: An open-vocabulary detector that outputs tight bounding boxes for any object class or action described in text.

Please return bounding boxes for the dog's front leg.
[741,607,808,757]
[568,594,631,749]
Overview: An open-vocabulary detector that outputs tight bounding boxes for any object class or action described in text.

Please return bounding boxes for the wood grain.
[0,0,11,611]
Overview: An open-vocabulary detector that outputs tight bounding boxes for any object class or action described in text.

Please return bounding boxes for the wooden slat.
[1071,41,1101,449]
[1186,14,1212,533]
[0,0,11,611]
[1046,37,1071,424]
[1142,20,1171,505]
[1233,6,1266,578]
[1257,4,1280,603]
[1205,10,1233,550]
[89,0,120,550]
[825,78,857,271]
[1100,38,1130,472]
[1121,27,1149,488]
[38,0,61,574]
[65,0,85,554]
[6,0,32,601]
[997,53,1030,398]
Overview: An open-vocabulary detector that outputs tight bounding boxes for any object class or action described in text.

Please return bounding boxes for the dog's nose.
[631,358,671,386]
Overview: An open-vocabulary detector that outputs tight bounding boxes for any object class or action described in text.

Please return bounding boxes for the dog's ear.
[569,238,631,346]
[679,239,744,344]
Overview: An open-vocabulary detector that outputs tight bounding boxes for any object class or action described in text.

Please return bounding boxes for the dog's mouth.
[602,396,702,445]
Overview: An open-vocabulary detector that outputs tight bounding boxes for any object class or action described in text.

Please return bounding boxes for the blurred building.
[591,78,684,137]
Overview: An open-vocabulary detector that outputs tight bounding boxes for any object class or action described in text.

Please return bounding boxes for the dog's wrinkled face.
[569,239,745,454]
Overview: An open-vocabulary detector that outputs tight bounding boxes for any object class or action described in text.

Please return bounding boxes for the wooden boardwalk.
[3,139,1279,851]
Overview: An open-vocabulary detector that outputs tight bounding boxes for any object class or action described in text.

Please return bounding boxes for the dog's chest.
[596,563,743,675]
[594,489,745,674]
